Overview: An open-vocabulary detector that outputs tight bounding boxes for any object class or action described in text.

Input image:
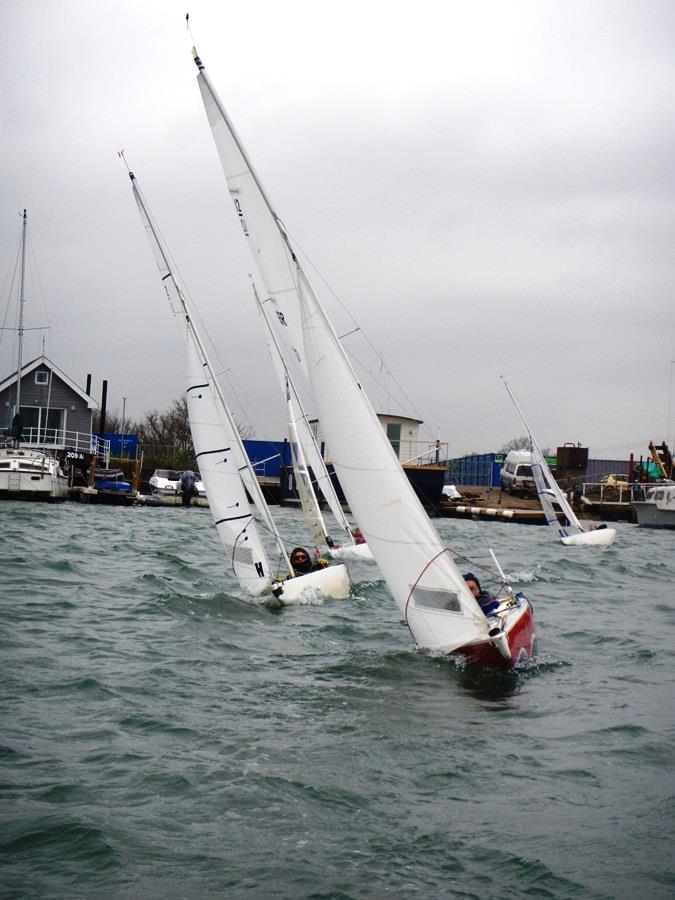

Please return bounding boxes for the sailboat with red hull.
[191,46,536,669]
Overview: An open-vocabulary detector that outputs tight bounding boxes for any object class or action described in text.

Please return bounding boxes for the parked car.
[500,450,535,495]
[149,469,182,495]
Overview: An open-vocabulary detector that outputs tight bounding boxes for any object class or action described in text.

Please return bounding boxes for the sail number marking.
[232,196,250,236]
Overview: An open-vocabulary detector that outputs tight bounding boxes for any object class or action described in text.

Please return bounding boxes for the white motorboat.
[632,483,675,529]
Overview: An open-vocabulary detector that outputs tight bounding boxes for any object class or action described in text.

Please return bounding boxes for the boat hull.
[632,502,675,529]
[269,563,351,605]
[455,599,536,671]
[561,527,616,546]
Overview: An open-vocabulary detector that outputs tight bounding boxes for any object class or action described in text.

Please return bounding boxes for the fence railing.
[398,440,449,466]
[17,427,110,465]
[580,482,644,504]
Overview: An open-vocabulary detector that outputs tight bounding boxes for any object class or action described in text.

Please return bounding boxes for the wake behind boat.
[191,47,535,669]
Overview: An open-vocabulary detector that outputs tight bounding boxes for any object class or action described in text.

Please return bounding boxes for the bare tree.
[499,435,530,453]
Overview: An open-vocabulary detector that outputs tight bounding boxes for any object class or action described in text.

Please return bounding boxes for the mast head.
[192,46,204,70]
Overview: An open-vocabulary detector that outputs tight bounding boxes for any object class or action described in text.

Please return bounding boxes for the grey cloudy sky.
[1,0,674,459]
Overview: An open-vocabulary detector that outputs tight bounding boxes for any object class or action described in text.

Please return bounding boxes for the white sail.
[128,169,290,594]
[297,269,488,651]
[253,285,358,551]
[194,52,306,382]
[530,440,582,537]
[185,336,274,594]
[128,165,353,597]
[502,377,616,546]
[286,378,328,549]
[194,49,371,559]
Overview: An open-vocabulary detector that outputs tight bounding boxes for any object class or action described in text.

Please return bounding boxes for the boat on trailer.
[191,47,535,668]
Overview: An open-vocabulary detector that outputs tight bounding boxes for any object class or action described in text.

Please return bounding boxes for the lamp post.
[666,359,675,454]
[121,396,127,459]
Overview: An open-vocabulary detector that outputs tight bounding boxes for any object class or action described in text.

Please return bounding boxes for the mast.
[15,210,27,420]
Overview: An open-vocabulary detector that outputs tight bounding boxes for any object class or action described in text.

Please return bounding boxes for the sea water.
[1,501,673,899]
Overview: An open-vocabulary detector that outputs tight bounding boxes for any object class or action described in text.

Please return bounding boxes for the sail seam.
[196,446,231,458]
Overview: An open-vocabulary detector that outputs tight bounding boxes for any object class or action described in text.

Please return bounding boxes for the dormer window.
[35,371,49,385]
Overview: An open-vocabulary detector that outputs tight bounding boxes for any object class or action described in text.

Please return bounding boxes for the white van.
[500,450,535,495]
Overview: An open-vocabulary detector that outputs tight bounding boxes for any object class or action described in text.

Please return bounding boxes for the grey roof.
[0,354,98,409]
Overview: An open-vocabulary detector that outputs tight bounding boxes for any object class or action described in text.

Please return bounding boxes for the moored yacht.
[0,441,68,501]
[632,483,675,529]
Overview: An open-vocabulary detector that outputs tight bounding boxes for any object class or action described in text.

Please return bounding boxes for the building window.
[386,423,401,457]
[19,406,65,445]
[35,370,49,385]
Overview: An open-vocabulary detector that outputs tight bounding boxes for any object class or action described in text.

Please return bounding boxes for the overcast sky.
[1,0,674,459]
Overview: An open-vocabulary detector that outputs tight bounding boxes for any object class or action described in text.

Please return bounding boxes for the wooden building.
[0,355,97,454]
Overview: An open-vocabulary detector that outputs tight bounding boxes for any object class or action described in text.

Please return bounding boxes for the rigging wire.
[285,228,437,435]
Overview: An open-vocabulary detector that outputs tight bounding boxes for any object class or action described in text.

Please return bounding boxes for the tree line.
[94,398,194,456]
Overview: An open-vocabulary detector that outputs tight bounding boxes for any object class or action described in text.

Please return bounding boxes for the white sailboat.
[253,284,374,562]
[502,378,616,547]
[191,46,373,564]
[0,210,68,502]
[126,166,350,604]
[191,48,535,667]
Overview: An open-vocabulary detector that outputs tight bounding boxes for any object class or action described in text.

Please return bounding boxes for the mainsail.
[190,48,487,652]
[128,168,291,594]
[194,50,306,384]
[297,268,488,651]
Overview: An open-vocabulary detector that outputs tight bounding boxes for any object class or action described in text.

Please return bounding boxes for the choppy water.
[1,501,673,899]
